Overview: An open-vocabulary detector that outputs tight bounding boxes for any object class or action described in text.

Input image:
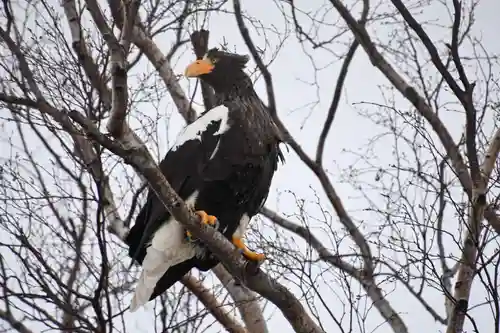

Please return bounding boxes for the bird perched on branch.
[125,48,284,312]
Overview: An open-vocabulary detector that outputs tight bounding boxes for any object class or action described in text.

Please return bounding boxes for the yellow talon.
[232,236,266,261]
[185,210,218,241]
[195,210,218,226]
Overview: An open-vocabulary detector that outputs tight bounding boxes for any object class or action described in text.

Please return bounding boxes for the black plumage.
[125,48,284,311]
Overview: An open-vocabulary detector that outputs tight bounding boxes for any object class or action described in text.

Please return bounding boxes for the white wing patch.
[171,105,231,152]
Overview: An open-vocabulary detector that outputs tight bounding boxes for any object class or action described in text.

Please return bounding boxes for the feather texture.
[129,193,200,312]
[125,51,284,310]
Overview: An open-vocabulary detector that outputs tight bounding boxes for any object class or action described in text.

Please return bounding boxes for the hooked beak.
[184,59,214,77]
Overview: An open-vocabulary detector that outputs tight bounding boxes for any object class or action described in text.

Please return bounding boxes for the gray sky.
[1,0,499,332]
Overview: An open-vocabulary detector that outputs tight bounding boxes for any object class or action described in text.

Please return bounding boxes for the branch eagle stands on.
[125,47,285,311]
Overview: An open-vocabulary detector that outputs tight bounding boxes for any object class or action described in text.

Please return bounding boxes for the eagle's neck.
[209,70,256,101]
[215,85,257,104]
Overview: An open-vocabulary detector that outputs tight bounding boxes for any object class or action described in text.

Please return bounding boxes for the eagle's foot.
[185,210,218,242]
[232,236,266,262]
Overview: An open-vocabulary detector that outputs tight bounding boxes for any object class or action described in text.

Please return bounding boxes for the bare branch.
[232,0,277,118]
[181,274,248,333]
[448,0,470,89]
[482,127,500,180]
[62,0,111,116]
[0,308,34,333]
[261,207,358,275]
[389,0,481,185]
[315,38,359,165]
[261,207,409,333]
[315,0,368,165]
[120,0,141,52]
[327,0,474,198]
[212,265,268,333]
[107,0,197,123]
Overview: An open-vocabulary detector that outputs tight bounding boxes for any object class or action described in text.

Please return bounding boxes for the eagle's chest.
[221,120,270,157]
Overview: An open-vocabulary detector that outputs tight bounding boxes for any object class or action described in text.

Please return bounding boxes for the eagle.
[125,48,284,312]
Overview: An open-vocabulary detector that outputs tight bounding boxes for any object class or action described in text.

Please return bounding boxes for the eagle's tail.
[130,247,170,312]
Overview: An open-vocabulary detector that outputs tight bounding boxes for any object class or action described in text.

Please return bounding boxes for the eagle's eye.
[203,53,218,65]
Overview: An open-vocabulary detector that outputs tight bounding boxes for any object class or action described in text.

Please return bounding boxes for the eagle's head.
[184,48,251,94]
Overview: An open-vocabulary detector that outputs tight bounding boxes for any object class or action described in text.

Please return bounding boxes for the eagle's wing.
[126,104,233,262]
[127,104,238,311]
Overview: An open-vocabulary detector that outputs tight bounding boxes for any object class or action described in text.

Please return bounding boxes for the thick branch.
[481,127,500,180]
[62,0,111,115]
[484,206,500,235]
[119,0,141,52]
[190,30,216,112]
[443,100,500,331]
[478,116,500,231]
[212,265,268,333]
[445,195,485,333]
[181,275,248,333]
[0,309,34,333]
[107,0,197,123]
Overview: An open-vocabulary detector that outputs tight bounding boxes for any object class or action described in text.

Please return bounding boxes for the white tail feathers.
[129,219,198,312]
[130,248,170,312]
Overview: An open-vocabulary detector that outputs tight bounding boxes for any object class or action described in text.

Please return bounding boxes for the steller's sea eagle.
[125,48,284,312]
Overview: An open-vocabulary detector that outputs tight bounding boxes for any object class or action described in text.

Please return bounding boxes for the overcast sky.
[1,0,499,332]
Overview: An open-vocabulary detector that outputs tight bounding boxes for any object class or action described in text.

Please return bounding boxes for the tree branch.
[190,29,216,112]
[327,0,474,197]
[261,207,408,333]
[232,0,277,118]
[315,38,360,165]
[62,0,111,116]
[315,0,368,165]
[107,0,197,123]
[0,309,34,333]
[181,274,248,333]
[481,126,500,181]
[389,0,481,185]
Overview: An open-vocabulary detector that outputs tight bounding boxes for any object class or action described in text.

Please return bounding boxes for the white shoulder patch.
[171,105,231,152]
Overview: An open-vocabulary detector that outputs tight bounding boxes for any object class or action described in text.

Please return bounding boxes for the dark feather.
[126,49,284,304]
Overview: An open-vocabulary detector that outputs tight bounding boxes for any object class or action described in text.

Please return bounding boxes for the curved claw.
[184,210,218,243]
[233,237,266,262]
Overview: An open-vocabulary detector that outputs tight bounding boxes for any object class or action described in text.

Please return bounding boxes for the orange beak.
[184,59,214,77]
